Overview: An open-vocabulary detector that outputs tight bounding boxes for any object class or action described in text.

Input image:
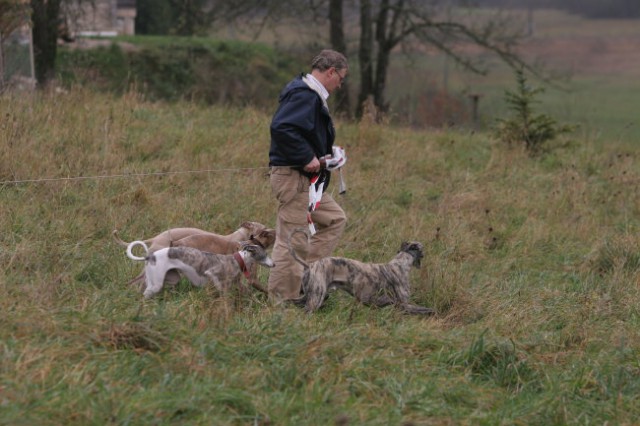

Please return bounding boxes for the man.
[267,49,348,302]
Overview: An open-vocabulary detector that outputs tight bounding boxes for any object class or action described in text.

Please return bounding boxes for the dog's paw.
[289,296,307,307]
[400,303,436,316]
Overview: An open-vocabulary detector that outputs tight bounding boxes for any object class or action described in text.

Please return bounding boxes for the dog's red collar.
[233,252,251,279]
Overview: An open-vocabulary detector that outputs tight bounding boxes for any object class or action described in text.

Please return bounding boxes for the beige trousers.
[267,166,346,301]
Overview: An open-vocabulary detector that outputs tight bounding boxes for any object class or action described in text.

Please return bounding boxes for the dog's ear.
[244,244,260,254]
[401,241,423,251]
[247,234,266,248]
[400,241,424,268]
[259,229,275,239]
[410,242,424,252]
[253,230,276,249]
[240,221,252,230]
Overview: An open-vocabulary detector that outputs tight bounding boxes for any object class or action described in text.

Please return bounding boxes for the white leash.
[307,146,347,235]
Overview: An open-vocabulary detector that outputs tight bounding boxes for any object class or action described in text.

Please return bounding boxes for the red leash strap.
[233,252,251,279]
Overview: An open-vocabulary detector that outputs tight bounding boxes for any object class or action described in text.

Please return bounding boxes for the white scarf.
[302,73,329,111]
[301,74,346,235]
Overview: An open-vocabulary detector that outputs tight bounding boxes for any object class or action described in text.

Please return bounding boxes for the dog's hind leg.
[142,256,167,299]
[112,229,131,247]
[143,271,165,298]
[127,271,145,287]
[302,276,330,312]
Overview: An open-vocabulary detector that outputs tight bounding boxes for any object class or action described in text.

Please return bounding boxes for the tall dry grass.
[1,87,639,425]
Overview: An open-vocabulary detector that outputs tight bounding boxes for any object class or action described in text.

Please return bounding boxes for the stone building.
[64,0,137,37]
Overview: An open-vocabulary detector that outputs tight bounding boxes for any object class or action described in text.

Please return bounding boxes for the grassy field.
[57,9,640,143]
[385,8,640,144]
[219,8,640,143]
[1,83,639,425]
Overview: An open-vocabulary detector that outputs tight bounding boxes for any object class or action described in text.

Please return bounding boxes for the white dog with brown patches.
[113,221,275,292]
[127,240,275,298]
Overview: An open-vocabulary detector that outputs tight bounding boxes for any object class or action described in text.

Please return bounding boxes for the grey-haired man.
[267,49,349,302]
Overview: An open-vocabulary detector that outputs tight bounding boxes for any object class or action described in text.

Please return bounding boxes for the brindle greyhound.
[289,229,435,315]
[126,240,275,299]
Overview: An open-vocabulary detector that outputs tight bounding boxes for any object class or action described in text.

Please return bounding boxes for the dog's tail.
[288,227,310,270]
[112,229,132,248]
[126,240,150,261]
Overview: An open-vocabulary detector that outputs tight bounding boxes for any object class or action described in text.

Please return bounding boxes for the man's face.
[326,66,348,93]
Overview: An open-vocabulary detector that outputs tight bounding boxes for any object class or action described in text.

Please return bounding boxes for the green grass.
[1,86,639,424]
[1,8,639,425]
[57,36,301,107]
[61,9,640,145]
[242,6,640,142]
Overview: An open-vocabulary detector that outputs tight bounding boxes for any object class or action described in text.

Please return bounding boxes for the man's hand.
[303,157,321,173]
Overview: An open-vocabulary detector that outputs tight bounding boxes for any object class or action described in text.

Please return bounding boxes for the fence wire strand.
[0,166,271,186]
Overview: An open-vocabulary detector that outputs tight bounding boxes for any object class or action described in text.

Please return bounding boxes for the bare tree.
[357,0,534,117]
[356,0,374,118]
[27,0,540,117]
[329,0,351,117]
[31,0,63,87]
[226,1,538,120]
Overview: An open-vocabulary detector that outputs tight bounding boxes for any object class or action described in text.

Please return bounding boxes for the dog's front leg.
[351,282,394,308]
[249,280,267,294]
[367,294,395,307]
[205,271,225,293]
[247,264,267,293]
[234,277,250,297]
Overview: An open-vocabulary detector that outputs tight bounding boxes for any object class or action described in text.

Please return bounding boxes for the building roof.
[117,0,136,8]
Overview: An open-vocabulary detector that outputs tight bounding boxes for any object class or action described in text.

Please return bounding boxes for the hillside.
[0,87,638,424]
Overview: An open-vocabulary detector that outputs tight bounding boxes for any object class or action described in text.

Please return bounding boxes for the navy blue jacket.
[269,74,335,172]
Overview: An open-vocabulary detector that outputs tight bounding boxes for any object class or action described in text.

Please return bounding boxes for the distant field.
[387,9,640,143]
[225,8,640,144]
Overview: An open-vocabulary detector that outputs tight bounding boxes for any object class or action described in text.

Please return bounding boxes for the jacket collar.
[302,73,329,111]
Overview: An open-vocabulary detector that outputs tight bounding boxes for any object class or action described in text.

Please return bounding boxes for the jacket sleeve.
[270,89,319,167]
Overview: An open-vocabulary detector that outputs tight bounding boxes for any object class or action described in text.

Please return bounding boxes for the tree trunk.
[329,0,351,118]
[356,0,373,118]
[373,0,396,112]
[374,43,391,113]
[526,6,534,37]
[31,0,61,87]
[0,33,4,91]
